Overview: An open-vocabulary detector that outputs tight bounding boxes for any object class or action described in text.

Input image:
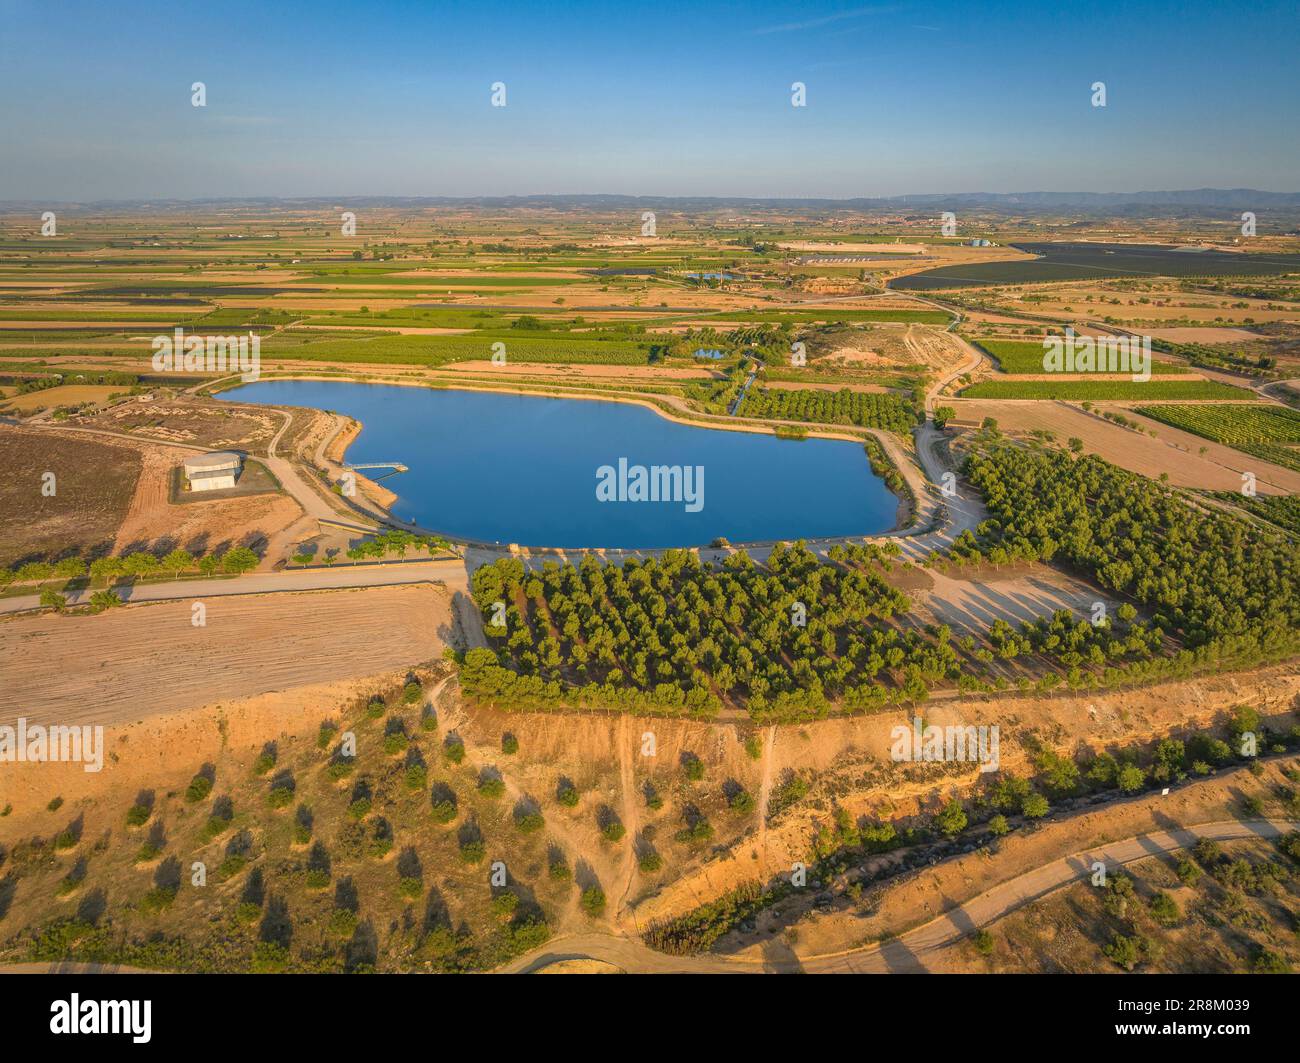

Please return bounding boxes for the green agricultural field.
[302,308,544,329]
[972,339,1189,375]
[1209,492,1300,536]
[1136,403,1300,473]
[0,310,194,323]
[960,379,1252,401]
[263,331,657,366]
[310,273,584,287]
[710,308,950,325]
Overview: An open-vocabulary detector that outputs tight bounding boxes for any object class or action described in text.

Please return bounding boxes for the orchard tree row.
[949,442,1300,678]
[461,536,1160,721]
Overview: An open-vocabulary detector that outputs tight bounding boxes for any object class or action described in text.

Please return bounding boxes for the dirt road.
[500,818,1297,973]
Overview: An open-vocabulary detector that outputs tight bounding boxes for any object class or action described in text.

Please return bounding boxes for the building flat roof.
[183,451,242,473]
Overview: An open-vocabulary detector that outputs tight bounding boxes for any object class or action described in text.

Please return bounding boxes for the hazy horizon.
[3,189,1300,213]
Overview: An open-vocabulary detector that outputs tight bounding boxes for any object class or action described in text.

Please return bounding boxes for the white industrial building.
[182,451,242,492]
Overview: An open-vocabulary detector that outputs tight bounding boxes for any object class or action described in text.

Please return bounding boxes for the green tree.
[933,799,968,837]
[1021,792,1049,819]
[221,547,260,574]
[163,549,195,576]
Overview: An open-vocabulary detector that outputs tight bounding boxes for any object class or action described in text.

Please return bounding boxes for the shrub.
[601,820,626,843]
[250,941,288,973]
[478,776,505,799]
[683,755,705,782]
[443,738,465,764]
[326,757,355,781]
[1194,838,1222,865]
[1276,831,1300,864]
[580,887,607,917]
[1175,858,1203,886]
[674,817,713,845]
[402,681,422,704]
[399,876,422,899]
[404,764,428,792]
[515,811,544,834]
[364,699,385,720]
[47,796,64,812]
[971,929,994,956]
[1117,763,1147,793]
[502,733,519,755]
[267,786,293,810]
[139,886,178,914]
[1101,874,1135,918]
[744,735,763,760]
[185,774,213,803]
[316,722,339,750]
[728,789,756,815]
[987,814,1009,837]
[368,825,393,859]
[459,840,486,864]
[347,798,372,820]
[1253,947,1292,974]
[1148,892,1180,927]
[638,852,663,873]
[87,590,123,612]
[252,750,276,776]
[1020,792,1049,819]
[556,782,579,808]
[490,892,519,918]
[933,800,968,836]
[125,804,151,828]
[198,803,235,843]
[1102,932,1144,971]
[218,855,248,879]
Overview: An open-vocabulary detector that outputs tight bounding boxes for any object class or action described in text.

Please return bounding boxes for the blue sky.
[1,0,1296,200]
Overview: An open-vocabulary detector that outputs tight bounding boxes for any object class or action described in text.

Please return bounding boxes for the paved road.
[0,558,472,615]
[501,818,1297,973]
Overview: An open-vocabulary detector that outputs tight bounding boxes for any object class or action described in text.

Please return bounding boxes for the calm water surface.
[219,381,899,548]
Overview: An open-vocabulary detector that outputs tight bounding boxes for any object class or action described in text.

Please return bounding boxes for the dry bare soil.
[0,584,453,732]
[952,400,1300,494]
[0,426,141,566]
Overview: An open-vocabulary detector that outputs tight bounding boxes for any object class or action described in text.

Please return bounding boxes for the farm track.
[500,818,1298,973]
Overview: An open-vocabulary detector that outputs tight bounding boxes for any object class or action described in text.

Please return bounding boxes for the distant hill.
[3,190,1299,216]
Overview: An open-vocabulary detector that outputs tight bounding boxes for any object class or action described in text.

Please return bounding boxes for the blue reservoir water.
[219,381,899,549]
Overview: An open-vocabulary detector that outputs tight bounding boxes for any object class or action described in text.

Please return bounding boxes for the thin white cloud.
[209,115,279,127]
[752,4,906,35]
